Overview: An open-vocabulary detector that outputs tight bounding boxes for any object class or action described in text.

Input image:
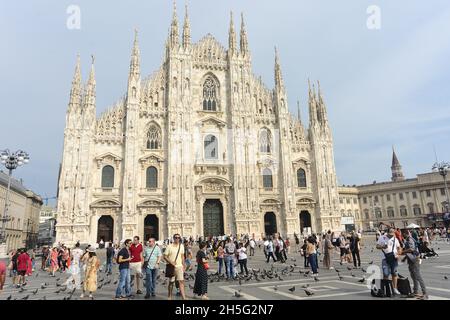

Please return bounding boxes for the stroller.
[418,240,438,259]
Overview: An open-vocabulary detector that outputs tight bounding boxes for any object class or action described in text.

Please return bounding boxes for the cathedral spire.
[317,80,328,124]
[240,12,249,56]
[308,79,318,125]
[274,46,284,89]
[297,100,302,123]
[129,29,140,79]
[68,54,82,112]
[391,147,405,182]
[228,11,237,56]
[182,4,191,49]
[169,0,179,48]
[84,55,96,108]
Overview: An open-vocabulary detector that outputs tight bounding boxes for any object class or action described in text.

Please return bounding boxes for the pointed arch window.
[263,168,273,188]
[297,168,307,188]
[146,166,158,189]
[204,134,218,159]
[146,124,161,149]
[202,76,218,111]
[101,165,114,188]
[259,128,272,153]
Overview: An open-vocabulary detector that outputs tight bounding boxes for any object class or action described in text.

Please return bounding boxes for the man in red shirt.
[129,236,144,295]
[17,249,30,286]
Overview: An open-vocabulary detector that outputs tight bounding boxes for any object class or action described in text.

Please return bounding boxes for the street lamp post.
[0,150,30,254]
[432,161,450,230]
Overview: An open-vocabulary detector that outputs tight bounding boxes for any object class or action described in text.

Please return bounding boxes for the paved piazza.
[1,236,450,300]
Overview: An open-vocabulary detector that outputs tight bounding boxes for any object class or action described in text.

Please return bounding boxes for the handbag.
[165,244,181,278]
[142,245,157,270]
[383,238,396,264]
[203,262,210,270]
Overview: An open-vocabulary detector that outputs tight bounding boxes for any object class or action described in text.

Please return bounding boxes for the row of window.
[362,188,447,204]
[101,166,307,189]
[340,197,358,204]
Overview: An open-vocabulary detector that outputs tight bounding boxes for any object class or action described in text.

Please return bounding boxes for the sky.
[1,0,450,204]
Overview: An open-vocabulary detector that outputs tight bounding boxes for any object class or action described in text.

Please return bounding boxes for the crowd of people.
[0,224,447,300]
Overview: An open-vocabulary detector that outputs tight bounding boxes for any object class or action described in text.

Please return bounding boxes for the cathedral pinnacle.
[182,4,191,48]
[84,54,96,109]
[274,46,284,89]
[68,54,82,112]
[129,28,140,78]
[240,12,249,56]
[228,11,237,55]
[169,0,179,48]
[308,79,318,125]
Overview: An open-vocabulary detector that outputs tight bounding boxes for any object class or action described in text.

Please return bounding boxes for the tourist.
[106,241,114,275]
[66,242,83,290]
[224,237,236,279]
[249,238,256,256]
[30,249,36,272]
[164,233,186,300]
[17,249,30,286]
[237,243,249,276]
[217,241,225,275]
[280,236,288,262]
[11,250,19,284]
[376,227,402,296]
[143,238,162,299]
[0,259,5,291]
[306,236,318,275]
[322,233,334,270]
[338,232,347,264]
[49,247,58,277]
[129,236,144,295]
[301,239,309,267]
[80,247,100,299]
[193,241,209,300]
[115,239,133,300]
[184,240,193,272]
[285,237,290,255]
[402,229,427,299]
[265,237,277,263]
[350,231,361,268]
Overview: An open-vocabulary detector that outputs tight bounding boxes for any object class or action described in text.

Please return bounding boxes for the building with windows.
[55,6,343,245]
[0,171,42,253]
[337,150,449,231]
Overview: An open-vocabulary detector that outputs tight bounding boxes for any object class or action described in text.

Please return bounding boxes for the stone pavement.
[1,236,450,300]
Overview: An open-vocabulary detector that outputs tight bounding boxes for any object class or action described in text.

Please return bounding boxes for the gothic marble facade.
[55,7,342,245]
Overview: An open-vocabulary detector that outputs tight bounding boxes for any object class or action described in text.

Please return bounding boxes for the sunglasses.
[174,236,181,239]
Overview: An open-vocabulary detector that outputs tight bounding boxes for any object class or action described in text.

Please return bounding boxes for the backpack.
[335,237,341,247]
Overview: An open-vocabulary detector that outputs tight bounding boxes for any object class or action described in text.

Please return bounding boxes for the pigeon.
[6,295,12,300]
[288,286,295,292]
[55,289,61,294]
[113,280,118,285]
[369,261,374,265]
[21,295,29,300]
[56,283,62,287]
[278,277,284,281]
[234,291,242,298]
[347,266,353,271]
[239,279,242,285]
[338,275,344,281]
[304,271,310,275]
[35,273,39,277]
[335,269,340,273]
[358,278,366,283]
[291,258,297,262]
[32,288,39,295]
[304,289,314,296]
[314,277,320,282]
[444,276,448,280]
[56,277,61,282]
[19,287,26,293]
[61,286,67,292]
[361,268,367,273]
[274,285,278,291]
[301,284,310,289]
[351,273,355,277]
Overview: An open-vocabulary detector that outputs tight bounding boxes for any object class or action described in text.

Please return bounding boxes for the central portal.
[203,199,224,237]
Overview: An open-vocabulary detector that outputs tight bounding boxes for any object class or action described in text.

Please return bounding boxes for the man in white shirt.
[249,238,256,256]
[376,228,402,295]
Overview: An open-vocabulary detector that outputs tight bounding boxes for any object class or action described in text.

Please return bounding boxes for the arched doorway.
[264,212,277,236]
[144,214,159,241]
[299,211,312,232]
[203,199,224,237]
[97,215,113,243]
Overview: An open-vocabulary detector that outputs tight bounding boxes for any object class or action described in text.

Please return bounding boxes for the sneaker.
[151,293,156,297]
[393,288,401,295]
[80,294,84,298]
[144,294,150,299]
[136,290,143,295]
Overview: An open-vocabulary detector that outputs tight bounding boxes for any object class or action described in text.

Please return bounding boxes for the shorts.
[340,248,346,257]
[169,266,184,283]
[382,259,398,277]
[17,270,26,276]
[130,262,143,276]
